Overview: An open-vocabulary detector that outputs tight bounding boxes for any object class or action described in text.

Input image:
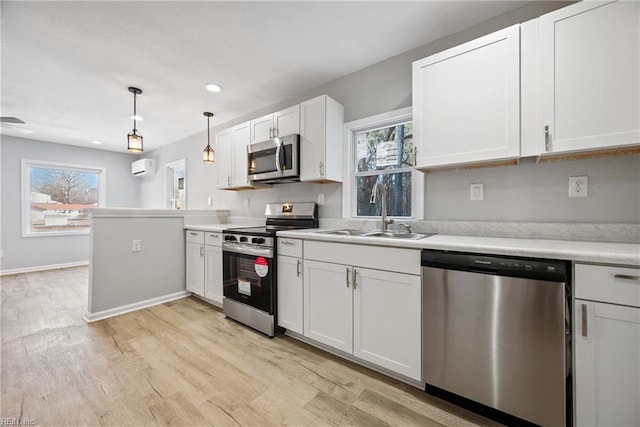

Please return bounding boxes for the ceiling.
[1,1,527,154]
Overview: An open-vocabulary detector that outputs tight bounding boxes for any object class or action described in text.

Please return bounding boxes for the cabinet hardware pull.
[544,125,550,151]
[319,162,324,176]
[614,274,640,281]
[200,246,204,257]
[346,268,350,288]
[296,260,301,277]
[581,303,588,337]
[353,268,358,289]
[190,232,197,236]
[413,146,417,166]
[269,128,272,139]
[281,241,294,246]
[209,234,218,238]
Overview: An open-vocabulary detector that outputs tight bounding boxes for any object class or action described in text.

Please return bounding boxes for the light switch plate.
[318,194,325,205]
[131,240,141,252]
[470,183,484,201]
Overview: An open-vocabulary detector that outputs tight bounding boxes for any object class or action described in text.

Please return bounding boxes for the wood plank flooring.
[1,267,501,426]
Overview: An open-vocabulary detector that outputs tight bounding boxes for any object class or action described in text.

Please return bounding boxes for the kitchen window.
[342,107,423,219]
[165,159,186,209]
[21,159,106,237]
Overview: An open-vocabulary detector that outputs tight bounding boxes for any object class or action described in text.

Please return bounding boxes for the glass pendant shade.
[203,144,215,163]
[203,112,215,163]
[127,129,143,153]
[127,86,143,153]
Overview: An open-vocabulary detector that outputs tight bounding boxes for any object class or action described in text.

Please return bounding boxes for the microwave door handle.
[275,140,282,174]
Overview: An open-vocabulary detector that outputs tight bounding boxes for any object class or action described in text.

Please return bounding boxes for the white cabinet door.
[231,121,251,188]
[273,105,300,137]
[299,95,344,182]
[353,267,422,380]
[186,242,204,295]
[575,300,640,426]
[250,113,273,144]
[540,1,640,154]
[413,25,520,168]
[303,259,353,353]
[204,245,223,306]
[215,129,233,189]
[277,255,303,334]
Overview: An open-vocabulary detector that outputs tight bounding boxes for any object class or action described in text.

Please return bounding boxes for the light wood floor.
[1,267,501,426]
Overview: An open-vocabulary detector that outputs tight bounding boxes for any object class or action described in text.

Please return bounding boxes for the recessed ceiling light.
[91,140,102,145]
[130,115,144,121]
[205,83,223,93]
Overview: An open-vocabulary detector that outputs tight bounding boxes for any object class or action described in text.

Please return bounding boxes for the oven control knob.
[252,237,265,244]
[225,235,236,241]
[239,236,248,243]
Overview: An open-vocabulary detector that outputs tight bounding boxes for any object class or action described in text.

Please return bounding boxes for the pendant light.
[127,87,143,153]
[203,112,215,163]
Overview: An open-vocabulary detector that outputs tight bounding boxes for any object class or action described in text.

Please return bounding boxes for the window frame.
[21,159,106,237]
[342,107,423,220]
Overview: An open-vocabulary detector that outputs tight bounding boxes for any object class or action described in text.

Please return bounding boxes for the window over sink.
[342,107,423,219]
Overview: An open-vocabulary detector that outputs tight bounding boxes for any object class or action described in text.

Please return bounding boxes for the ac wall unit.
[131,158,155,176]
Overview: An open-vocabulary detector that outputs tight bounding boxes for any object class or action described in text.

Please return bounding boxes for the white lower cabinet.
[277,255,304,334]
[302,243,422,381]
[303,260,353,353]
[204,245,223,305]
[353,267,421,380]
[574,264,640,426]
[186,241,205,295]
[185,230,224,307]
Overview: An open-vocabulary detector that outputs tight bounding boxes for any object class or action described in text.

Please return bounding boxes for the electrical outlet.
[569,176,588,197]
[131,240,142,252]
[244,199,250,209]
[207,196,212,206]
[470,183,484,201]
[318,193,325,205]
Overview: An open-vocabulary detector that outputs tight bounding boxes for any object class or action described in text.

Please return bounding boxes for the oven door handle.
[223,243,273,258]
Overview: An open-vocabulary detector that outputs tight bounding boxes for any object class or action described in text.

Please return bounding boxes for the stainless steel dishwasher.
[421,249,571,427]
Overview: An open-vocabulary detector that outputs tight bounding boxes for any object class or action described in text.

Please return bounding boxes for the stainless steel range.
[222,202,318,337]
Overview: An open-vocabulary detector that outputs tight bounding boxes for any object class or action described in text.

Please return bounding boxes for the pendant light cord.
[133,92,137,132]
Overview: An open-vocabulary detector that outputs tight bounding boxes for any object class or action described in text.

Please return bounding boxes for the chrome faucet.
[370,181,394,231]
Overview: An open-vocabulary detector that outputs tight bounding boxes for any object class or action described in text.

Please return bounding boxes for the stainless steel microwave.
[247,134,300,184]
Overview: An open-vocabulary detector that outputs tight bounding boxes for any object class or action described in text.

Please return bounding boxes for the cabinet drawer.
[278,238,302,258]
[575,264,640,308]
[304,240,420,275]
[204,231,223,246]
[186,230,205,244]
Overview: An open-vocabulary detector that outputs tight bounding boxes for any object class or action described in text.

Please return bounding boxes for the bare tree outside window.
[22,160,105,236]
[354,121,413,217]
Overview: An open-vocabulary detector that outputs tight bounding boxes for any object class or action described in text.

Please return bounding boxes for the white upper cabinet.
[216,121,252,190]
[299,95,344,182]
[537,1,639,155]
[413,25,520,169]
[215,128,233,189]
[231,121,251,188]
[250,104,300,144]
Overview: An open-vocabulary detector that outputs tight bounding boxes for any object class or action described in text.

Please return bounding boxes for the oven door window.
[223,251,274,314]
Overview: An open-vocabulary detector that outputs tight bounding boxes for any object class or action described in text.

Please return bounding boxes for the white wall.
[0,135,140,273]
[139,1,639,225]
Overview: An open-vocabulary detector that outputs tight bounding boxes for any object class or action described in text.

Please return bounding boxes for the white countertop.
[277,229,640,266]
[184,224,255,232]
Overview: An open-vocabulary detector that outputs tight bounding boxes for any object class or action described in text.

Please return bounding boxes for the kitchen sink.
[318,229,433,240]
[318,229,371,236]
[363,231,432,240]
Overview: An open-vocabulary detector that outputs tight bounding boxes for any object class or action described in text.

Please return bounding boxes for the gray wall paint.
[1,136,140,272]
[142,1,637,225]
[89,216,184,313]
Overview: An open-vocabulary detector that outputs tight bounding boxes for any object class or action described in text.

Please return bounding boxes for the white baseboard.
[84,291,190,323]
[0,260,89,276]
